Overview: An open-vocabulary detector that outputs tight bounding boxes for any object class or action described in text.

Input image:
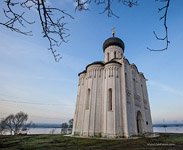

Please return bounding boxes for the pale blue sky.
[0,0,183,124]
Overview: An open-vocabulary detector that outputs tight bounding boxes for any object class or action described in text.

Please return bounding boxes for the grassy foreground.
[0,133,183,150]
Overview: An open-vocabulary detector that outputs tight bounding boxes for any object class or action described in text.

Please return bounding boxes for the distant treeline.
[28,123,183,128]
[29,123,61,128]
[153,124,183,127]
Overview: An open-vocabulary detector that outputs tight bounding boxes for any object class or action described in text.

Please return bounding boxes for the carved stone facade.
[72,36,153,138]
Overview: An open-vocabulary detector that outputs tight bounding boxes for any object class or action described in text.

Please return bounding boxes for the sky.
[0,0,183,124]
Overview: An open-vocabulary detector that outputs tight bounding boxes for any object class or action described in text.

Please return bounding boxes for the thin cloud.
[148,80,183,97]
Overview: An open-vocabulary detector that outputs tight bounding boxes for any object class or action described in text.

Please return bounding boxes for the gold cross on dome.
[112,27,115,37]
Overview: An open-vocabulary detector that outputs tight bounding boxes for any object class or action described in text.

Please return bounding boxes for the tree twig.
[75,0,137,18]
[147,0,170,51]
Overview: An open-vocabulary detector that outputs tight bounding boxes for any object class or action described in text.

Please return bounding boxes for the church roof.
[78,70,86,76]
[103,37,125,52]
[86,61,104,70]
[78,60,123,76]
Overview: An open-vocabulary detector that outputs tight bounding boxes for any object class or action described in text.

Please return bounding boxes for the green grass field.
[0,133,183,150]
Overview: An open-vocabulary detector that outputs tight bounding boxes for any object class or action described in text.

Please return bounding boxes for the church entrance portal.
[136,111,143,134]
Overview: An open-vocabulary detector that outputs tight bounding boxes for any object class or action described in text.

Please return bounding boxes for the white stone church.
[72,33,153,138]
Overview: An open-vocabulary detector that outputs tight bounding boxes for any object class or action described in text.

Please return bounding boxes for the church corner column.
[72,73,84,136]
[121,59,129,138]
[138,75,147,133]
[102,66,108,137]
[144,79,153,133]
[72,77,79,135]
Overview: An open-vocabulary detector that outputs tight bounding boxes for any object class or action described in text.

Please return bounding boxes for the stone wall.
[72,45,153,138]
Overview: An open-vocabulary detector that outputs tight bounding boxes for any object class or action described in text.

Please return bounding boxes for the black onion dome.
[103,37,125,52]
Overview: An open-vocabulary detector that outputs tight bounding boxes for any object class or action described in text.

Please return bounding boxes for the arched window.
[86,89,90,109]
[107,52,109,61]
[125,72,128,89]
[132,71,136,93]
[114,51,116,58]
[136,111,143,134]
[108,88,112,111]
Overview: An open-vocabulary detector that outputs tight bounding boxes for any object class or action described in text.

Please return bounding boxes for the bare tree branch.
[119,0,138,8]
[75,0,91,11]
[75,0,137,18]
[37,0,74,62]
[0,0,35,35]
[0,0,74,62]
[1,0,138,62]
[0,0,173,61]
[100,0,119,18]
[147,0,170,51]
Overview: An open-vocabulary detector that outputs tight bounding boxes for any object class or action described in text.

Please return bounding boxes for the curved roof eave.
[78,70,86,76]
[85,61,104,70]
[104,60,122,66]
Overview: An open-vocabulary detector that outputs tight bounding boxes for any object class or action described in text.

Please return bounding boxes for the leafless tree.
[1,114,14,135]
[0,111,30,135]
[60,122,69,134]
[0,119,8,135]
[0,0,171,61]
[61,122,68,129]
[68,118,73,128]
[13,111,28,135]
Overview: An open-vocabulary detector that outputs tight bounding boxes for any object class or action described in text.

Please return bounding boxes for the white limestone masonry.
[72,36,153,138]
